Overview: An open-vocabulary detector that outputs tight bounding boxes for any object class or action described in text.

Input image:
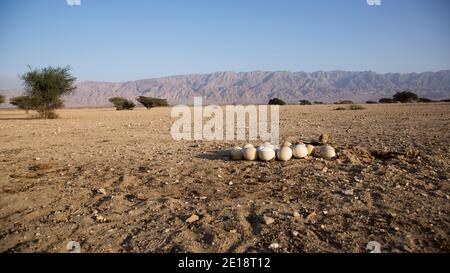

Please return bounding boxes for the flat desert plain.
[0,103,449,253]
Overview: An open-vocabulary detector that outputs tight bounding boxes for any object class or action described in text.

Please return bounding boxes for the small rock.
[98,188,107,195]
[305,212,317,224]
[319,133,329,144]
[269,243,280,249]
[293,211,301,218]
[292,231,299,236]
[35,157,41,161]
[263,215,275,225]
[341,189,354,196]
[366,241,382,253]
[321,167,328,173]
[185,214,200,224]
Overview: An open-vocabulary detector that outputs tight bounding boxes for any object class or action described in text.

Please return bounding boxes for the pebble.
[269,243,280,250]
[185,214,200,224]
[292,231,299,236]
[341,189,354,196]
[263,215,275,225]
[293,211,300,218]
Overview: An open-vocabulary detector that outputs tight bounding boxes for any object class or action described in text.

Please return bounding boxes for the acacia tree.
[136,96,168,109]
[21,66,76,118]
[268,98,286,105]
[10,96,35,113]
[393,91,418,103]
[109,97,135,110]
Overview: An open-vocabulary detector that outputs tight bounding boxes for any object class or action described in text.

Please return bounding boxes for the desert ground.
[0,103,449,253]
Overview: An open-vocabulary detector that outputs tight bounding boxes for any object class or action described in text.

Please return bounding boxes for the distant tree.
[299,100,312,105]
[268,98,286,105]
[10,96,35,113]
[21,66,76,118]
[441,99,450,102]
[393,91,418,103]
[0,95,4,104]
[109,97,135,110]
[313,101,324,105]
[335,100,354,105]
[418,98,433,103]
[379,98,396,104]
[366,101,378,104]
[136,96,168,109]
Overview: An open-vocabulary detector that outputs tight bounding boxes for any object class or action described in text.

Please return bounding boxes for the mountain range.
[1,70,450,107]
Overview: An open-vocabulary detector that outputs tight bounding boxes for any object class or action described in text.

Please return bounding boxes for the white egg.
[276,146,293,161]
[319,145,336,159]
[243,143,254,149]
[282,141,292,147]
[292,144,308,158]
[258,146,276,161]
[262,142,274,150]
[306,144,315,156]
[230,146,243,161]
[242,147,258,161]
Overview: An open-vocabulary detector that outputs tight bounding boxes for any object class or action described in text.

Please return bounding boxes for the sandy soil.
[0,104,449,253]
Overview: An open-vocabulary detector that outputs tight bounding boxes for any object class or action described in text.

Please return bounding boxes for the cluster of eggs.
[230,140,336,162]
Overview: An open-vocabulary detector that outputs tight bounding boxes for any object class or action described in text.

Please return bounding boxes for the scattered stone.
[366,241,382,253]
[269,243,280,250]
[263,215,275,225]
[293,211,301,218]
[321,167,328,173]
[94,215,107,223]
[305,212,317,224]
[341,189,354,196]
[185,214,200,224]
[292,231,299,236]
[229,229,237,233]
[319,133,329,144]
[66,241,81,253]
[98,188,107,195]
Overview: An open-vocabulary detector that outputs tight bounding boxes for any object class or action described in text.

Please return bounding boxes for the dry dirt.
[0,104,449,253]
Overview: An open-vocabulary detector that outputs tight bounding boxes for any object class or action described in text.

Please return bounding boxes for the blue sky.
[0,0,449,87]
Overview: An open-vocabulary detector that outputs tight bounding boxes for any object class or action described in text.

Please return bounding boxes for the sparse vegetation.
[10,96,35,113]
[441,99,450,102]
[0,95,4,104]
[136,96,169,109]
[109,97,136,110]
[418,98,433,103]
[299,100,312,105]
[20,66,76,118]
[334,106,347,111]
[334,100,354,105]
[334,104,365,111]
[379,98,396,104]
[393,91,418,103]
[349,104,365,110]
[313,101,324,105]
[366,101,378,104]
[268,98,286,105]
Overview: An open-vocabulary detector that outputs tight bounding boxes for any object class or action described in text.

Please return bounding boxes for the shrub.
[349,104,365,110]
[335,100,354,105]
[136,96,169,109]
[268,98,286,105]
[441,99,450,102]
[0,95,4,104]
[299,100,312,105]
[313,101,324,105]
[379,98,396,104]
[334,106,347,111]
[10,96,35,113]
[21,66,76,118]
[418,98,433,103]
[366,101,378,104]
[393,91,418,103]
[109,97,135,110]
